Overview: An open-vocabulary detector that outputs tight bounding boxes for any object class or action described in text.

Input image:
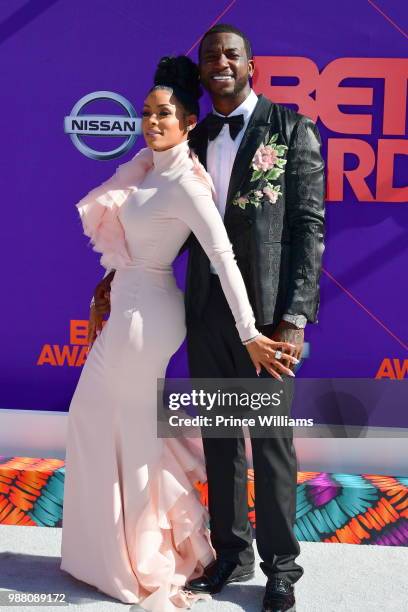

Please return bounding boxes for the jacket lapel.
[225,94,273,210]
[188,94,274,207]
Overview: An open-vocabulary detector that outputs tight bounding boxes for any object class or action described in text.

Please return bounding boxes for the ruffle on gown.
[128,437,216,611]
[75,146,154,270]
[75,143,215,272]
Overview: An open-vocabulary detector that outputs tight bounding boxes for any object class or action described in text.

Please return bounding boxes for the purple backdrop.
[1,1,407,427]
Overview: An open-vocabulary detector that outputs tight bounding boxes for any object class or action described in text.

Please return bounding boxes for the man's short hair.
[198,23,253,61]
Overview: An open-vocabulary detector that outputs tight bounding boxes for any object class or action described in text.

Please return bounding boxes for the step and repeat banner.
[1,1,406,429]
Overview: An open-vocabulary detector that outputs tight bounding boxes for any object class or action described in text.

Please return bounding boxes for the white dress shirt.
[207,88,258,273]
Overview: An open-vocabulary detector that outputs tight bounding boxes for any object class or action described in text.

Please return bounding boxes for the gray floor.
[0,525,407,611]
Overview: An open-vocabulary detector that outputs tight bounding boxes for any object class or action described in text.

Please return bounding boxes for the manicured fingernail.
[288,370,295,377]
[293,358,300,364]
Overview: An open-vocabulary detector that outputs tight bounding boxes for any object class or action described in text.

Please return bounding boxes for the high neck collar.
[151,139,191,173]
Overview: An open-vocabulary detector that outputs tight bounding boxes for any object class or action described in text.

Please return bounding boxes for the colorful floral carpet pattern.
[1,457,407,546]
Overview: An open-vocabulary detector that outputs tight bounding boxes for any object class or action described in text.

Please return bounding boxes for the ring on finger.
[275,349,283,361]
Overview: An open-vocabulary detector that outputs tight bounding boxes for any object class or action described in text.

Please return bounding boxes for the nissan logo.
[64,91,142,160]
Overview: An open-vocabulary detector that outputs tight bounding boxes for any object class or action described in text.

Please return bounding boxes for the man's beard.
[213,75,249,98]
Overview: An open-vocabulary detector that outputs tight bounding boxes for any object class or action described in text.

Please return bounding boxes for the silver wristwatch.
[282,314,307,329]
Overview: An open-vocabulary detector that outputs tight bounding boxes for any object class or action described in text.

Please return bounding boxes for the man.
[91,24,325,612]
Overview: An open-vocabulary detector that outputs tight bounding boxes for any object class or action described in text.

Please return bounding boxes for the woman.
[60,56,297,611]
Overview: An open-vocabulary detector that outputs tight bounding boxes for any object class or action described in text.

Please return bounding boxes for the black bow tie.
[205,113,245,141]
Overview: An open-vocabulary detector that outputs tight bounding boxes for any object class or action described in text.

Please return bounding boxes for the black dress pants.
[186,274,304,584]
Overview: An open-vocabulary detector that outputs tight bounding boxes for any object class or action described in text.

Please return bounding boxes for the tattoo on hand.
[280,328,304,344]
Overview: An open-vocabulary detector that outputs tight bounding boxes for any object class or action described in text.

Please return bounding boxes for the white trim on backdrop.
[0,409,407,476]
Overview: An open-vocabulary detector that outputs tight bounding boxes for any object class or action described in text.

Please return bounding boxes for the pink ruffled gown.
[60,139,259,611]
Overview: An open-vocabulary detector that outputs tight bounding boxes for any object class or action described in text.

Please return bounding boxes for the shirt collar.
[212,88,258,122]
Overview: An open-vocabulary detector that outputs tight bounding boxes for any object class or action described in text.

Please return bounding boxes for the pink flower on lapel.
[231,133,287,210]
[263,186,280,203]
[252,145,279,172]
[236,195,250,209]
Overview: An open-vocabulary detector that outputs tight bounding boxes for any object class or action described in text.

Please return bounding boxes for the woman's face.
[142,88,197,151]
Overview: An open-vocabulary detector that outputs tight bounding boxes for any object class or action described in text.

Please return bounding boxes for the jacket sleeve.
[284,116,325,322]
[174,174,259,343]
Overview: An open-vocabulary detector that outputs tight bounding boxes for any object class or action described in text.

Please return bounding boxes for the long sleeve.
[285,116,325,321]
[175,174,259,343]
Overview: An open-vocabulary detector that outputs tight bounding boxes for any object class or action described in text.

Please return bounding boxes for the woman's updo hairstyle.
[150,55,202,119]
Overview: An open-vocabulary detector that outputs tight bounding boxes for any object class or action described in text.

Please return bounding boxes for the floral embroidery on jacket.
[232,133,288,210]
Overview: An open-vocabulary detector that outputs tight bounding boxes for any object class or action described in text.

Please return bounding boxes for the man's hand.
[245,335,299,381]
[94,271,114,315]
[87,304,105,352]
[270,321,304,370]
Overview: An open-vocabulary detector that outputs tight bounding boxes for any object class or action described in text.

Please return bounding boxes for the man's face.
[199,32,254,99]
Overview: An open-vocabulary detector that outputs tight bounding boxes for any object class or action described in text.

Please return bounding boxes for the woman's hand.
[244,334,299,381]
[87,304,105,352]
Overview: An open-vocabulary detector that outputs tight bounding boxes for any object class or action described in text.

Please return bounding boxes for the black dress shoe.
[261,577,296,612]
[185,559,255,594]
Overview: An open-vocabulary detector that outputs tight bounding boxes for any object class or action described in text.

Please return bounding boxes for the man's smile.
[211,73,234,81]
